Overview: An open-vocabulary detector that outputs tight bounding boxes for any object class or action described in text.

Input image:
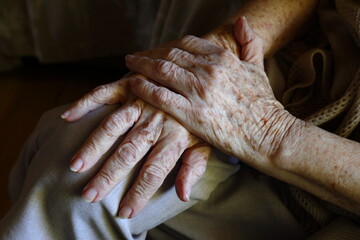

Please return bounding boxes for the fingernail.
[184,193,190,202]
[82,188,98,202]
[118,205,133,219]
[61,111,71,119]
[70,158,83,172]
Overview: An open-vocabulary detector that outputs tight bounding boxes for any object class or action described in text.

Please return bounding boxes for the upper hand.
[126,17,297,170]
[61,75,210,218]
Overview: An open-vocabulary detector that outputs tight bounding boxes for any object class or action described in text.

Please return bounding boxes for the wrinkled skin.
[62,67,210,219]
[61,17,292,219]
[126,17,297,172]
[126,17,360,216]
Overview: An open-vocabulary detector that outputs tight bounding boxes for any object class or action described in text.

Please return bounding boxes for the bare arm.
[61,0,323,218]
[212,0,360,214]
[125,16,360,215]
[274,120,360,214]
[204,0,319,57]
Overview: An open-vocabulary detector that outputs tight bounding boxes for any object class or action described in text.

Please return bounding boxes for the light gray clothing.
[0,105,305,239]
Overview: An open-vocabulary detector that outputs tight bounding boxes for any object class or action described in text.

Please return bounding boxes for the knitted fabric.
[270,0,360,238]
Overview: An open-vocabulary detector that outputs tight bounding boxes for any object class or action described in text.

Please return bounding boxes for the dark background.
[0,58,127,218]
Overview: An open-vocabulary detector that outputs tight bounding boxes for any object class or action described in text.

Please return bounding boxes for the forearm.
[203,0,360,213]
[203,0,319,57]
[127,24,360,214]
[272,118,360,214]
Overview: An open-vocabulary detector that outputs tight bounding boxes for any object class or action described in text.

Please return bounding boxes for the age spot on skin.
[260,117,268,125]
[236,95,242,103]
[224,141,233,152]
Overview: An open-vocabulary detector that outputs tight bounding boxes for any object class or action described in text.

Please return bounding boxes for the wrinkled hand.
[62,76,210,218]
[126,17,297,170]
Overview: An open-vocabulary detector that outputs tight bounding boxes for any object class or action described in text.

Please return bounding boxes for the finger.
[81,111,165,203]
[69,99,144,173]
[234,16,264,69]
[175,144,210,202]
[174,35,223,55]
[133,35,222,58]
[117,129,198,218]
[61,80,129,121]
[130,78,190,123]
[134,47,197,68]
[126,55,194,93]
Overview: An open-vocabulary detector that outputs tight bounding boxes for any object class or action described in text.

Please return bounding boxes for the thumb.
[234,16,264,69]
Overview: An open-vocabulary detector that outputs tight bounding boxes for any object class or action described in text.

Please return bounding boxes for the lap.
[0,104,239,240]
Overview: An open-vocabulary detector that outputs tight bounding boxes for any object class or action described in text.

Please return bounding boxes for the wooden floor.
[0,62,125,218]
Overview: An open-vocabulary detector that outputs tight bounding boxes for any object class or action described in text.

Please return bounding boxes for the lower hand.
[62,76,210,218]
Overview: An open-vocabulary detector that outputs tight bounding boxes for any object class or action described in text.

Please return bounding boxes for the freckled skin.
[128,12,360,215]
[204,0,319,58]
[69,0,360,218]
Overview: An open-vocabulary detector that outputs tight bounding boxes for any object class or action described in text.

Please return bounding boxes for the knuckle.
[206,64,225,79]
[90,85,110,102]
[154,60,172,76]
[154,88,171,104]
[93,85,109,95]
[217,48,235,62]
[113,142,139,169]
[203,64,217,75]
[131,182,150,201]
[166,48,180,61]
[84,140,99,156]
[180,35,196,45]
[97,169,114,186]
[129,163,172,201]
[77,97,89,109]
[143,164,166,186]
[101,115,124,137]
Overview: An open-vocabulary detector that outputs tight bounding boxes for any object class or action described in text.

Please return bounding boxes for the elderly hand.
[61,76,210,218]
[126,17,297,171]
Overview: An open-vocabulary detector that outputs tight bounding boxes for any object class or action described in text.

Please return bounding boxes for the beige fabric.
[308,218,360,240]
[266,0,360,238]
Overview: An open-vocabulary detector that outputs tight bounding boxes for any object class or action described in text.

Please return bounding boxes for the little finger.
[126,55,194,93]
[133,47,197,68]
[130,78,190,124]
[61,80,129,121]
[175,144,210,202]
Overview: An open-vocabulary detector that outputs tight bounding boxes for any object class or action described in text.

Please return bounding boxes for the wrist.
[270,113,306,172]
[203,25,241,58]
[228,105,301,172]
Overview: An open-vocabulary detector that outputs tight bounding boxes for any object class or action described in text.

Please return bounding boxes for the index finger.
[62,80,129,122]
[134,35,222,60]
[126,55,194,94]
[172,35,223,55]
